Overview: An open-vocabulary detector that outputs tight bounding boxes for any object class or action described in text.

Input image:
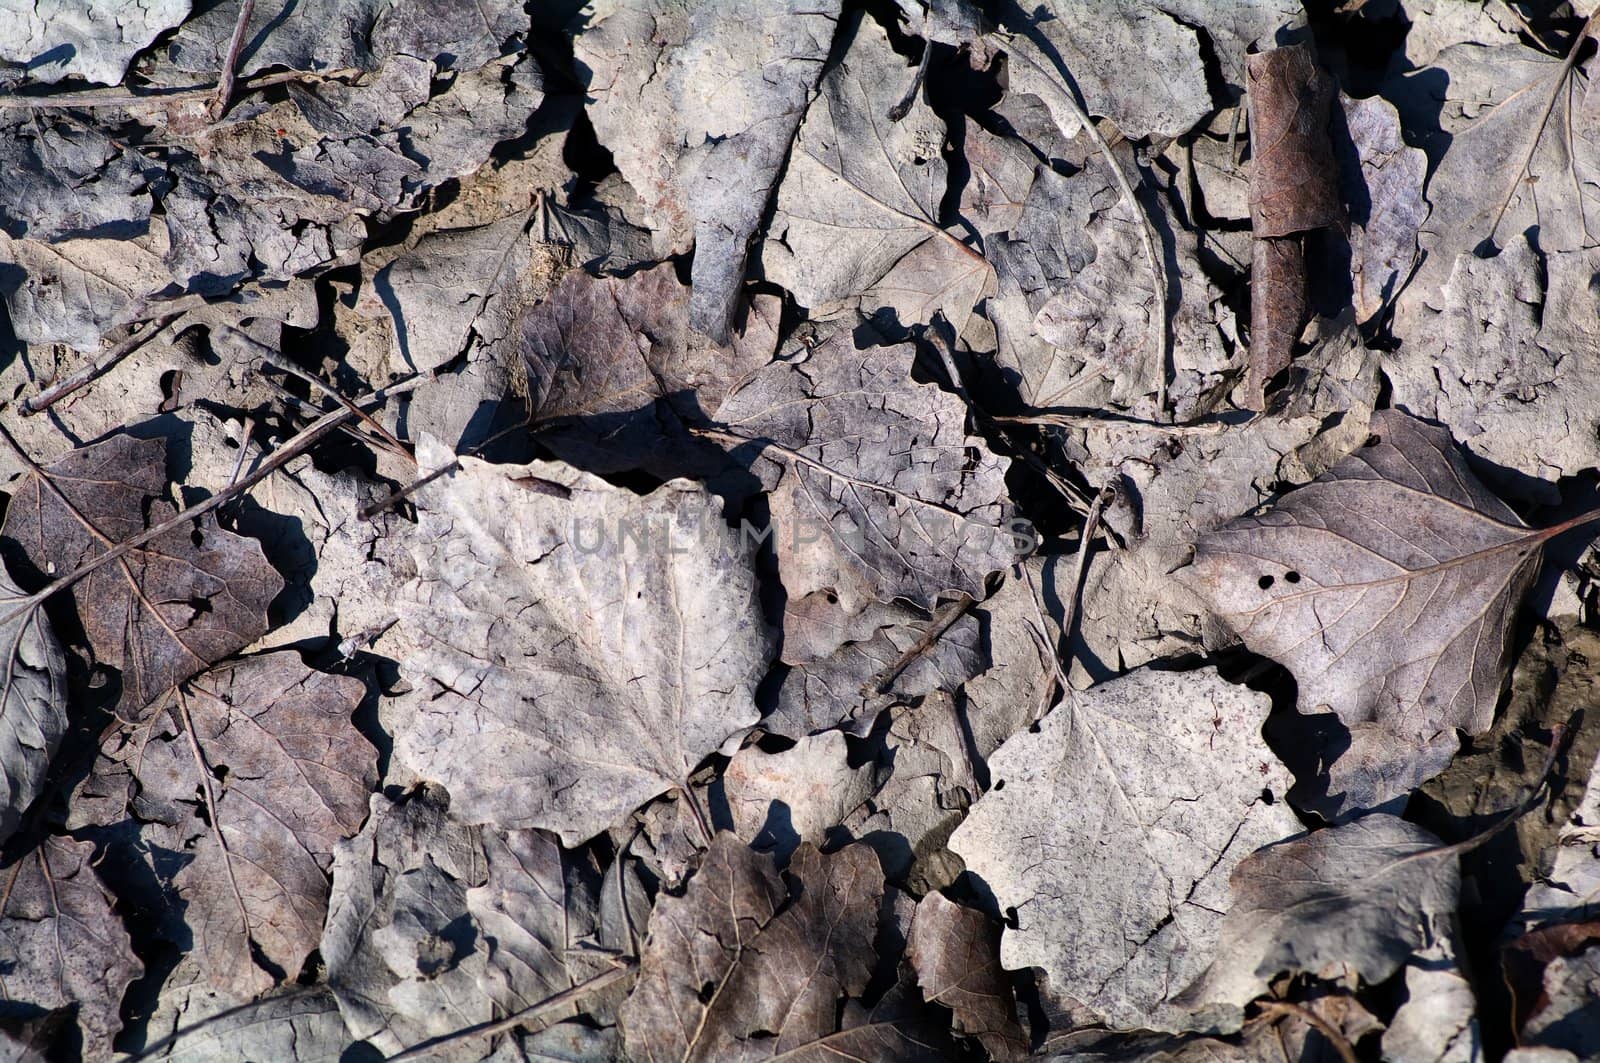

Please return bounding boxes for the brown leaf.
[75,652,374,998]
[0,836,142,1059]
[1247,45,1340,239]
[1244,44,1339,409]
[906,892,1028,1061]
[0,433,282,716]
[1181,409,1564,806]
[620,832,943,1061]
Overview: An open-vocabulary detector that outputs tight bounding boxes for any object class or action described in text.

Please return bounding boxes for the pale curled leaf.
[1181,409,1553,803]
[0,836,143,1058]
[0,432,283,716]
[0,563,67,846]
[0,0,190,85]
[73,652,375,999]
[1176,814,1461,1024]
[388,437,774,843]
[949,666,1299,1032]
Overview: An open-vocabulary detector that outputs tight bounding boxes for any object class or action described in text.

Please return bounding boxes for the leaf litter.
[2,1,1600,1060]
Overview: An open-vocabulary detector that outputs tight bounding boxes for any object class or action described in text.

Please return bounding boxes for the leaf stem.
[383,960,637,1062]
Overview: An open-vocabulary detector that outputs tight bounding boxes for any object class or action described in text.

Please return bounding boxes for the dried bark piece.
[1244,44,1339,409]
[0,836,143,1058]
[0,433,282,716]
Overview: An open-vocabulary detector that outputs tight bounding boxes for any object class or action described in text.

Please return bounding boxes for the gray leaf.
[1181,409,1554,803]
[575,0,840,341]
[1176,814,1461,1025]
[0,564,66,847]
[0,0,190,85]
[949,666,1299,1032]
[388,437,773,844]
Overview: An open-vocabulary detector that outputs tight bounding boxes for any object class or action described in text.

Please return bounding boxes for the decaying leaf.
[722,730,879,858]
[1177,814,1461,1027]
[907,892,1028,1061]
[575,0,840,341]
[0,433,282,715]
[714,325,1019,611]
[387,437,773,844]
[323,785,620,1057]
[949,666,1299,1031]
[0,835,143,1058]
[1386,237,1600,493]
[0,564,66,846]
[1182,409,1562,805]
[73,652,374,999]
[620,832,942,1061]
[1338,93,1428,323]
[757,11,991,331]
[0,0,190,85]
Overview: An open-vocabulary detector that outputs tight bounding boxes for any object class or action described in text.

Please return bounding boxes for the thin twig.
[384,961,637,1062]
[208,0,257,120]
[358,461,460,520]
[1253,1001,1361,1063]
[21,315,180,415]
[223,326,415,464]
[0,374,429,631]
[867,594,976,695]
[0,66,356,112]
[1001,32,1172,418]
[993,411,1232,435]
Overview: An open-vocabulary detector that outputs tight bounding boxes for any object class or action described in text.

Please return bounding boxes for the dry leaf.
[949,666,1299,1031]
[1182,409,1557,805]
[907,892,1028,1061]
[0,433,282,716]
[387,437,773,844]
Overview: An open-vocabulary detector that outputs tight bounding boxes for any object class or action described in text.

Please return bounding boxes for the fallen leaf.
[0,433,283,716]
[145,984,350,1063]
[1182,409,1562,803]
[907,892,1028,1061]
[157,0,525,81]
[1387,237,1600,494]
[713,325,1019,611]
[575,0,841,341]
[73,652,374,998]
[0,563,67,846]
[0,0,190,85]
[323,785,618,1056]
[1337,93,1428,323]
[949,666,1299,1031]
[1177,814,1461,1025]
[1382,936,1481,1063]
[0,113,160,242]
[620,832,942,1060]
[722,730,880,858]
[386,437,773,843]
[767,595,984,738]
[756,11,991,327]
[0,836,143,1058]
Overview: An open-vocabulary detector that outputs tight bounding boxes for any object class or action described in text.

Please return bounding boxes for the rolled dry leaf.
[1244,44,1339,409]
[1248,235,1309,405]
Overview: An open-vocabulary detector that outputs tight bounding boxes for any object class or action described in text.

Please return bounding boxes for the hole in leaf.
[697,980,717,1003]
[1258,575,1275,589]
[992,779,1005,791]
[1028,721,1042,734]
[1364,433,1382,447]
[1260,788,1276,805]
[1285,571,1301,583]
